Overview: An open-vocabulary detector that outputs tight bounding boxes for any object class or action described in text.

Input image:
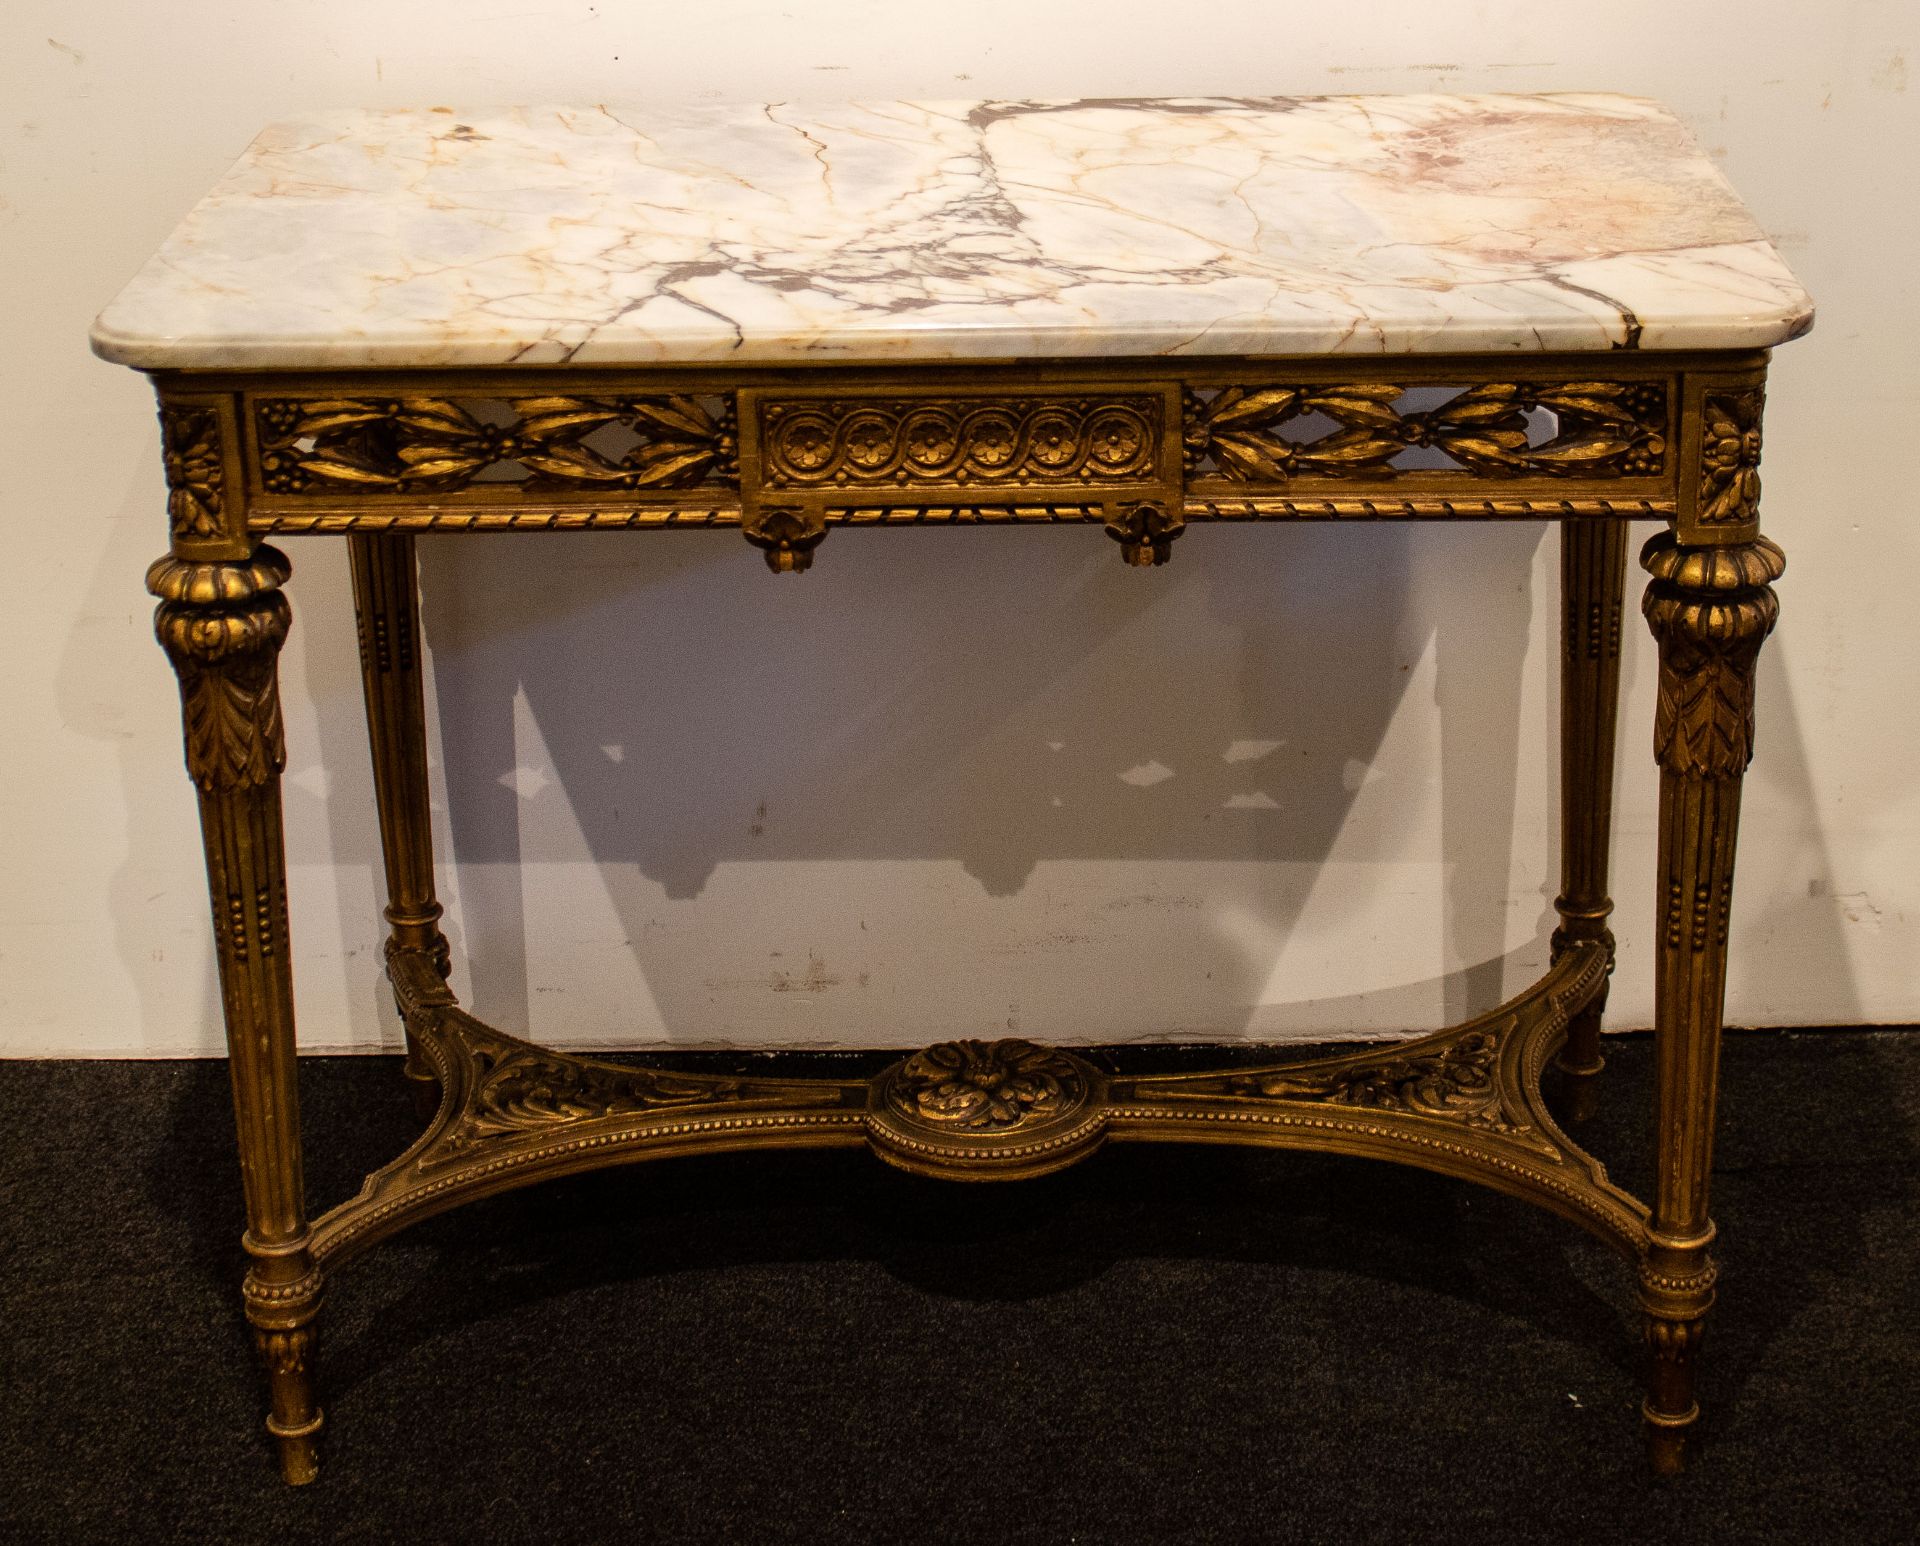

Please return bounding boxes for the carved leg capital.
[1641,532,1785,780]
[149,547,292,790]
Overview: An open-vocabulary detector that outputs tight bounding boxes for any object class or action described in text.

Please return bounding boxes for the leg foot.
[1644,1410,1692,1477]
[268,1405,323,1486]
[1642,1304,1708,1476]
[247,1263,324,1485]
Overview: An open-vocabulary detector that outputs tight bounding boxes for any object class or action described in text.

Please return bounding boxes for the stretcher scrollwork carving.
[1221,1025,1525,1135]
[443,1043,746,1157]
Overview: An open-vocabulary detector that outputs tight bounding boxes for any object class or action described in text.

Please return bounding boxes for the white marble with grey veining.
[90,94,1814,369]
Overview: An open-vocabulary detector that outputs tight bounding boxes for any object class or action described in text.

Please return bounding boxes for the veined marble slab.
[91,95,1813,369]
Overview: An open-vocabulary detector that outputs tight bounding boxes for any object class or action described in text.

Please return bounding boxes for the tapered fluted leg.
[348,534,450,1121]
[1553,520,1627,1121]
[151,545,323,1485]
[1637,530,1784,1474]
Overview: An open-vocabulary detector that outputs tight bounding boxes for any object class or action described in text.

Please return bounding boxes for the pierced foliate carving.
[161,403,227,541]
[255,396,736,494]
[1642,532,1785,779]
[148,548,293,792]
[1183,381,1667,481]
[758,396,1163,488]
[865,1038,1108,1180]
[1223,1026,1526,1135]
[1697,387,1764,527]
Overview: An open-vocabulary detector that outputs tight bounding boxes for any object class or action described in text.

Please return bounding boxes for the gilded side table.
[91,95,1812,1483]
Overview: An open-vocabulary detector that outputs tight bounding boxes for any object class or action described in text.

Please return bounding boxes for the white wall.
[3,1,1915,1056]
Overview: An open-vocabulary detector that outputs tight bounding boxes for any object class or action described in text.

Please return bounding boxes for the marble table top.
[91,94,1812,370]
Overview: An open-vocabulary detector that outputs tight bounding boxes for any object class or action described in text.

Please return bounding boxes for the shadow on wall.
[406,519,1548,1044]
[57,473,1863,1051]
[1737,652,1866,1026]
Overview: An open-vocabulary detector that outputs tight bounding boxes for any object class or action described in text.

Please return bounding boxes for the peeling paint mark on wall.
[771,954,840,993]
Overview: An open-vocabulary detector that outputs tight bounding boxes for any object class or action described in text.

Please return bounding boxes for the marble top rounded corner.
[90,93,1814,372]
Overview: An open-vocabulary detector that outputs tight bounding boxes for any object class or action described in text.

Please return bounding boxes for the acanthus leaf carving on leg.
[1642,533,1785,779]
[149,547,292,792]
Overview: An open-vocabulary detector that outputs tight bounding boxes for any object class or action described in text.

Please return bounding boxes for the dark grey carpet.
[1,1029,1915,1545]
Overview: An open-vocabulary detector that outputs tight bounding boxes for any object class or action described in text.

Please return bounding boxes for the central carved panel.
[865,1037,1109,1179]
[754,394,1166,489]
[885,1038,1089,1132]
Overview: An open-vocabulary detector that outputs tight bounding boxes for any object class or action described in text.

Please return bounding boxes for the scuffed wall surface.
[2,1,1914,1053]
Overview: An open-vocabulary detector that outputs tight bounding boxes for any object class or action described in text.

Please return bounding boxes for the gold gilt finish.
[1182,379,1667,480]
[1552,519,1628,1120]
[346,532,450,1120]
[148,544,323,1486]
[1637,526,1783,1474]
[186,353,1710,558]
[255,394,737,495]
[141,346,1782,1483]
